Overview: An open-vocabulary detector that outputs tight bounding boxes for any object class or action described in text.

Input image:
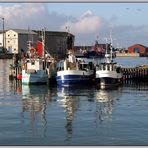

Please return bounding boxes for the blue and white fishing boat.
[56,51,94,86]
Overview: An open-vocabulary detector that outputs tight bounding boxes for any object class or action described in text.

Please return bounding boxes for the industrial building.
[0,29,75,59]
[34,30,75,59]
[128,44,148,54]
[5,29,38,54]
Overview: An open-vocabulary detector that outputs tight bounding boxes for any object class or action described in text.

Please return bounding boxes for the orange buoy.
[17,74,22,80]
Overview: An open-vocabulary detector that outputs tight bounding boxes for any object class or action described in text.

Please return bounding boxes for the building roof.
[128,44,148,48]
[0,30,8,33]
[34,30,74,37]
[8,29,37,35]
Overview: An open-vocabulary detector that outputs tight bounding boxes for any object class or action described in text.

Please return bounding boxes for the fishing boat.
[22,58,48,85]
[21,29,48,85]
[96,43,122,87]
[56,51,95,86]
[81,40,105,59]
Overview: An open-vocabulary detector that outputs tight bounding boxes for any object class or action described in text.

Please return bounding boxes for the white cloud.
[81,10,93,18]
[0,4,66,30]
[60,10,105,35]
[0,4,148,47]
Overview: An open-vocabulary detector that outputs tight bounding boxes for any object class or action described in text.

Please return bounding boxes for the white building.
[0,34,3,47]
[0,34,3,52]
[5,29,37,54]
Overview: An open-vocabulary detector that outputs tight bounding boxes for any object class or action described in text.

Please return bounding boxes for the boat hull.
[96,70,122,86]
[96,77,121,85]
[22,70,48,85]
[56,70,93,86]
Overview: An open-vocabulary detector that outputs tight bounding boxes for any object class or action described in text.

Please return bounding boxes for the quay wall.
[116,53,139,57]
[0,53,13,59]
[121,66,148,81]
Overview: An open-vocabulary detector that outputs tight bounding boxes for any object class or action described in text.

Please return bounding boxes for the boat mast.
[105,37,108,55]
[109,30,113,61]
[41,28,46,69]
[41,28,46,59]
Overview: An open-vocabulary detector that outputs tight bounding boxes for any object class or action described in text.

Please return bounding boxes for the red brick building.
[128,44,148,54]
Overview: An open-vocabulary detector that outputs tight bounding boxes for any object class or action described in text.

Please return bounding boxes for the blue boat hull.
[56,75,93,86]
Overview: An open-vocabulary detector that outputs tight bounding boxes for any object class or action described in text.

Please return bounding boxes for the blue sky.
[0,3,148,48]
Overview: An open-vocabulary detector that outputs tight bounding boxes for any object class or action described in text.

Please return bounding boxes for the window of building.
[8,34,10,37]
[134,48,140,53]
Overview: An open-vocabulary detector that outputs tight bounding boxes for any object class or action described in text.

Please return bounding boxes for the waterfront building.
[34,30,75,59]
[0,33,3,52]
[0,29,74,59]
[128,44,148,54]
[5,29,38,54]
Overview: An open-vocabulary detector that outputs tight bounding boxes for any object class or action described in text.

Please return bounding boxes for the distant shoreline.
[116,53,140,57]
[0,52,147,59]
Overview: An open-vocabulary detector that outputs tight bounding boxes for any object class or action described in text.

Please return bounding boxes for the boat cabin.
[25,58,46,71]
[57,59,94,71]
[97,62,121,73]
[79,62,94,71]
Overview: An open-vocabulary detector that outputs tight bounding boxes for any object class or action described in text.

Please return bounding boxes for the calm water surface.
[0,57,148,146]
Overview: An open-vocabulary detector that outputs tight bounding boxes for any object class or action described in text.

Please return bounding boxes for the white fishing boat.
[56,51,94,86]
[21,29,49,85]
[22,58,48,85]
[96,43,122,87]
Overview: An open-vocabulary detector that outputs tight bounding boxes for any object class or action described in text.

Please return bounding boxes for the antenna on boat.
[109,30,113,61]
[104,37,108,55]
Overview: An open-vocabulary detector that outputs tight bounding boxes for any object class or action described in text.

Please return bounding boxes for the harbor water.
[0,57,148,146]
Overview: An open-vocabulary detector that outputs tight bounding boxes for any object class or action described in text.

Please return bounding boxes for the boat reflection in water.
[95,86,121,123]
[57,85,80,139]
[21,85,51,137]
[57,85,94,140]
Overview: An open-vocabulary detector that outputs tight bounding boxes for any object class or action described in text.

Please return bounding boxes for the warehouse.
[0,29,75,59]
[34,30,75,59]
[5,29,38,54]
[128,44,148,54]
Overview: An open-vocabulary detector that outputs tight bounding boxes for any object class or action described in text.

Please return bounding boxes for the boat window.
[98,65,100,70]
[99,65,102,70]
[43,62,46,69]
[79,64,82,70]
[46,62,51,68]
[101,65,103,70]
[116,67,121,73]
[111,64,114,71]
[103,64,106,70]
[114,66,116,71]
[107,64,110,71]
[31,60,35,65]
